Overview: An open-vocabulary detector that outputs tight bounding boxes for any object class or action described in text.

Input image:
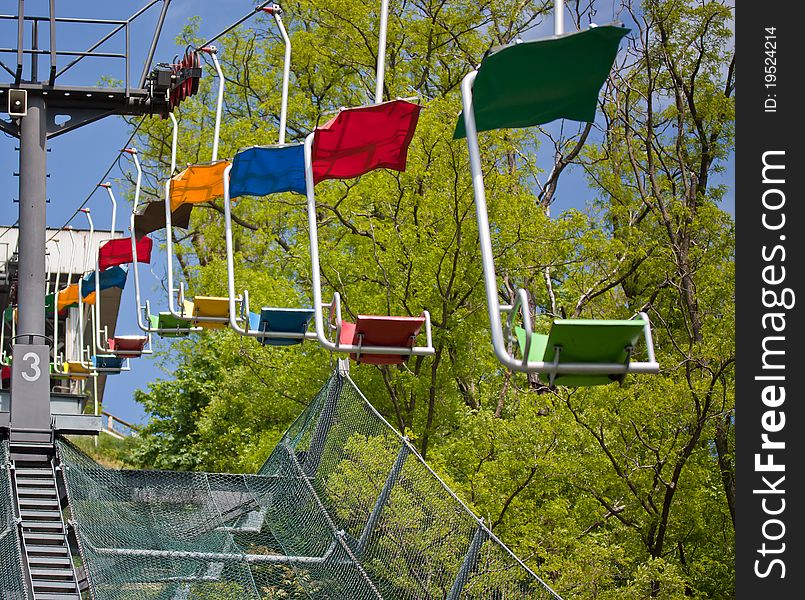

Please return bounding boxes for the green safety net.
[57,369,562,599]
[1,440,29,600]
[454,24,629,138]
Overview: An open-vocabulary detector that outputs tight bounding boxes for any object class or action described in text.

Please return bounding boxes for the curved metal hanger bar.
[375,0,389,104]
[260,4,292,143]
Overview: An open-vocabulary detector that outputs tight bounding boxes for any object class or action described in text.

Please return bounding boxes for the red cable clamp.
[260,4,282,15]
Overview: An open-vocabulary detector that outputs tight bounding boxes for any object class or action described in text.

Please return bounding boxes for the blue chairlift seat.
[92,355,125,373]
[248,307,315,346]
[229,144,307,199]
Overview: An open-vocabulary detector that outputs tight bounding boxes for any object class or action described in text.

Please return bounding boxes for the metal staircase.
[11,449,81,600]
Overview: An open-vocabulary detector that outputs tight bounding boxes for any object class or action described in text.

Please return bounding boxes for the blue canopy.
[81,265,128,297]
[229,144,307,198]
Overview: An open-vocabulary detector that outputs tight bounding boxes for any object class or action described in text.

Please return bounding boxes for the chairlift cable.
[47,115,147,244]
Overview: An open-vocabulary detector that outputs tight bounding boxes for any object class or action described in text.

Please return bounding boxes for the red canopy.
[98,236,153,271]
[312,100,422,184]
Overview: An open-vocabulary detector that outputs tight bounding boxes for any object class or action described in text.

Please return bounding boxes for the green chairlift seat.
[515,318,647,387]
[148,312,194,338]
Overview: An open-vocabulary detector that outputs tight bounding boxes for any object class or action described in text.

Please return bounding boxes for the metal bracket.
[46,107,115,139]
[0,116,19,138]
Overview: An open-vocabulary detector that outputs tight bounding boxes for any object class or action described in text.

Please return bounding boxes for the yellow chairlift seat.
[182,296,239,330]
[51,360,93,380]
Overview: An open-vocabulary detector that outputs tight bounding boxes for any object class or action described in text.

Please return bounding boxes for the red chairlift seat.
[108,335,148,357]
[339,315,426,365]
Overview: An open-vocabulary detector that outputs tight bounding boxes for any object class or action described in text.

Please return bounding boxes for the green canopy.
[44,293,56,315]
[515,318,646,387]
[455,24,629,138]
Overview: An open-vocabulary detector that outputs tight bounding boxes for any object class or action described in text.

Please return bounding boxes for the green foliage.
[127,0,735,597]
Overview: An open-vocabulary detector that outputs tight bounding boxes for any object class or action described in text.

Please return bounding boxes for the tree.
[129,0,735,596]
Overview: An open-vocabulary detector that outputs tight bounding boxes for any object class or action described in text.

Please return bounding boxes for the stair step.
[25,544,70,555]
[22,521,64,540]
[31,579,79,592]
[14,467,53,476]
[19,497,60,507]
[30,567,75,578]
[16,478,56,488]
[36,595,80,600]
[23,531,66,543]
[20,509,62,519]
[17,487,58,497]
[27,555,72,567]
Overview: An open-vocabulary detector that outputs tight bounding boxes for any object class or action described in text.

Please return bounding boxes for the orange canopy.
[56,285,95,311]
[170,160,232,211]
[57,284,79,311]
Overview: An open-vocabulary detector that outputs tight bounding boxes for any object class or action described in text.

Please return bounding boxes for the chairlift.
[302,103,434,364]
[53,245,99,383]
[51,227,78,369]
[457,16,658,384]
[89,299,130,375]
[221,13,318,346]
[81,201,151,360]
[128,121,201,337]
[298,0,433,364]
[164,47,238,329]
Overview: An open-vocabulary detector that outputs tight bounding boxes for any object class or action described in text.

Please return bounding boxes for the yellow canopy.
[170,160,232,211]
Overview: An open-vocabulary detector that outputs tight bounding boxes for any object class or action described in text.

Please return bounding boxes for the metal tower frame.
[0,0,180,446]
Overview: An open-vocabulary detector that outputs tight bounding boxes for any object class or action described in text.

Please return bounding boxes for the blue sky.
[2,1,734,426]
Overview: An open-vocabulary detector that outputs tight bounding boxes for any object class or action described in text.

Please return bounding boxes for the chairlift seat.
[515,318,647,387]
[230,144,307,198]
[149,313,193,337]
[248,307,315,346]
[187,296,236,330]
[134,200,192,239]
[312,100,423,183]
[93,355,125,373]
[170,160,232,211]
[339,315,426,364]
[108,335,148,357]
[98,236,153,270]
[64,361,92,379]
[44,293,56,314]
[81,265,128,296]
